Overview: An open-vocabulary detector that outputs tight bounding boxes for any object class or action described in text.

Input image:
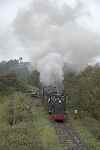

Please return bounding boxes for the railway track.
[54,122,87,150]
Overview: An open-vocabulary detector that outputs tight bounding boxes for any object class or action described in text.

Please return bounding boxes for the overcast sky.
[0,0,100,64]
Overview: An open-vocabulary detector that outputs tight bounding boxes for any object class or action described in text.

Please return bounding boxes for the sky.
[0,0,100,64]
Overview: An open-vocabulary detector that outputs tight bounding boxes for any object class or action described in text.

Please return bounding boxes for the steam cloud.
[37,53,64,86]
[13,0,100,86]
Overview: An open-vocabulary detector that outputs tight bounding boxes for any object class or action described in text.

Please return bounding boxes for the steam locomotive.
[42,86,66,121]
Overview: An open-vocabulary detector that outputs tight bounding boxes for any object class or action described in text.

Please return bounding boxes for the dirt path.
[54,122,87,150]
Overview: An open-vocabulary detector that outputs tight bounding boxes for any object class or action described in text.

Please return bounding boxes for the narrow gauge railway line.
[54,122,87,150]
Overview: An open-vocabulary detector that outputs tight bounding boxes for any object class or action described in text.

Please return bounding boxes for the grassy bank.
[70,116,100,150]
[31,99,62,150]
[0,93,62,150]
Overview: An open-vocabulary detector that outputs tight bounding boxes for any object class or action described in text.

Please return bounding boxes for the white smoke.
[13,0,100,85]
[37,52,64,86]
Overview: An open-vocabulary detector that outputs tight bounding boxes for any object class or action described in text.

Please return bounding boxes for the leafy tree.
[64,64,100,120]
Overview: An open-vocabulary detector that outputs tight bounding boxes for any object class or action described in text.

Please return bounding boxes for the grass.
[0,125,43,150]
[81,117,100,139]
[31,104,62,150]
[0,93,43,150]
[0,93,63,150]
[70,117,100,150]
[1,92,100,150]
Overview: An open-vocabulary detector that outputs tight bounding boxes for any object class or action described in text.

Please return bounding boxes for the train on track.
[42,86,66,122]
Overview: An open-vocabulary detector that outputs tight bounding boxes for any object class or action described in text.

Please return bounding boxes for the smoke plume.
[37,52,64,86]
[13,0,100,86]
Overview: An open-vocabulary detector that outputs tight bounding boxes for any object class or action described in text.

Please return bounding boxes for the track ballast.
[54,122,87,150]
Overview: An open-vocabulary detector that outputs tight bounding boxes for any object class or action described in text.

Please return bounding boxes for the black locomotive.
[42,86,66,121]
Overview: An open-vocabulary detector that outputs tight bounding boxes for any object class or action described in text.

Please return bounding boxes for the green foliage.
[0,124,43,150]
[81,117,100,140]
[28,70,40,88]
[0,59,31,82]
[14,93,33,124]
[0,94,62,150]
[6,93,33,126]
[31,106,62,150]
[64,65,100,120]
[70,117,100,150]
[64,72,80,109]
[79,65,100,119]
[0,94,43,150]
[0,59,40,95]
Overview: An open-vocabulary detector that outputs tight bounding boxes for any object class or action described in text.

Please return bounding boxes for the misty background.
[0,0,100,85]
